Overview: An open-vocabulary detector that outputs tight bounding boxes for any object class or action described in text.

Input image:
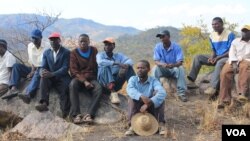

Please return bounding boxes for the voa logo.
[226,129,246,136]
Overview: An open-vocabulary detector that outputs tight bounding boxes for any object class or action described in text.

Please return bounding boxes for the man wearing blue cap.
[3,29,48,102]
[154,30,188,102]
[0,39,16,97]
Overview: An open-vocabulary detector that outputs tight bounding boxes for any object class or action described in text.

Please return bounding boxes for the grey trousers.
[188,54,228,89]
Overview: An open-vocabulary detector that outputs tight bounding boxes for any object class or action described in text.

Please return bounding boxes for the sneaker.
[159,122,166,135]
[110,92,120,104]
[186,78,198,89]
[204,87,216,95]
[178,95,188,102]
[18,94,31,104]
[35,102,49,112]
[125,127,135,136]
[237,94,248,103]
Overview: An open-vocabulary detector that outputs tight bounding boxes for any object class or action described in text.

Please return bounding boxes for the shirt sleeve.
[150,79,167,108]
[27,43,33,65]
[153,44,161,61]
[175,45,184,62]
[96,52,114,66]
[228,39,237,64]
[118,53,133,66]
[126,76,142,100]
[227,32,236,51]
[6,53,16,67]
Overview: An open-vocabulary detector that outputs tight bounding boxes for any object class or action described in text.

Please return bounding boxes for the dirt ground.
[68,89,250,141]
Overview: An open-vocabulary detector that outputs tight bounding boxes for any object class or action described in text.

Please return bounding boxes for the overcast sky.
[1,0,249,31]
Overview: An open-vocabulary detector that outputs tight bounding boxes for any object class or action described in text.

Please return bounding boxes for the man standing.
[35,32,71,118]
[69,34,102,124]
[187,17,235,95]
[97,37,135,104]
[154,30,188,102]
[218,25,250,108]
[5,29,47,103]
[0,39,16,97]
[125,60,166,136]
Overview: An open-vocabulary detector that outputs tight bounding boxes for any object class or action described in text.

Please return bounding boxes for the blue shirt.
[126,76,167,108]
[209,29,235,56]
[96,52,133,74]
[153,42,184,64]
[77,48,91,58]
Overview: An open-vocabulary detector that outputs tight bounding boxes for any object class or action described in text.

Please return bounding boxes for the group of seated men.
[0,16,250,136]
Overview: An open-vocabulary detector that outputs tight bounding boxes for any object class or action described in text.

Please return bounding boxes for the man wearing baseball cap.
[35,32,71,118]
[154,29,188,102]
[97,37,135,104]
[0,39,16,97]
[3,29,48,101]
[218,25,250,108]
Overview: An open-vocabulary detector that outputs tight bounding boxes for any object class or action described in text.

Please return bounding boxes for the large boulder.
[0,80,128,125]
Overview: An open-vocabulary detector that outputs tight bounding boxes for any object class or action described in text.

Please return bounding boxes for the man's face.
[242,29,250,40]
[104,42,114,53]
[78,36,90,51]
[49,38,61,50]
[0,45,6,56]
[31,37,41,47]
[212,20,223,32]
[136,62,149,78]
[160,35,170,44]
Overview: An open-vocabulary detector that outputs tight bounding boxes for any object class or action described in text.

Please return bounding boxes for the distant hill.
[0,14,140,41]
[113,26,181,62]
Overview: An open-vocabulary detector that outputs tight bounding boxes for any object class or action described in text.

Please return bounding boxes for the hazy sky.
[1,0,249,31]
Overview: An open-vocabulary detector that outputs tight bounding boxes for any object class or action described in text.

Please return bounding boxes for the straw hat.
[131,113,159,136]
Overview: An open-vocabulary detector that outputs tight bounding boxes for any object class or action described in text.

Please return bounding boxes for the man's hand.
[140,104,148,113]
[84,80,94,90]
[40,69,54,78]
[27,71,35,79]
[140,95,151,105]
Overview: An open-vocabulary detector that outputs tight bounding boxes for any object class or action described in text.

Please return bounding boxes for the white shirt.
[28,42,48,67]
[229,38,250,64]
[52,47,61,63]
[0,51,16,84]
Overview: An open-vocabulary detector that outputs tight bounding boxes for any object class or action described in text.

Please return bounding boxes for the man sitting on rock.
[218,25,250,108]
[35,32,71,118]
[0,39,16,97]
[125,60,167,136]
[97,37,135,104]
[69,34,102,124]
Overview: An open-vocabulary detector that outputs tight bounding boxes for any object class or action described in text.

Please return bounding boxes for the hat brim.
[156,34,163,37]
[131,113,159,136]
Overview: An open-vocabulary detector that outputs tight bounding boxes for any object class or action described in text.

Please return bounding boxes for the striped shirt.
[209,29,235,56]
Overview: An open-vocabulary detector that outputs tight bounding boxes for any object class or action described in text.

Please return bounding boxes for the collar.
[137,76,151,84]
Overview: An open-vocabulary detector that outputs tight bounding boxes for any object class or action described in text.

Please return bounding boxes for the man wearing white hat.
[125,60,167,136]
[218,25,250,108]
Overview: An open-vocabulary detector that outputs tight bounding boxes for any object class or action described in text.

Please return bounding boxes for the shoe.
[217,101,230,109]
[110,92,120,104]
[125,127,135,136]
[1,89,19,100]
[186,77,198,89]
[204,87,216,95]
[18,94,31,104]
[178,95,188,102]
[159,122,166,135]
[237,94,248,103]
[35,102,49,112]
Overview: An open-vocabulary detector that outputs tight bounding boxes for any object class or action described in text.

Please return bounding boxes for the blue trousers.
[97,65,135,91]
[9,63,41,96]
[154,66,187,96]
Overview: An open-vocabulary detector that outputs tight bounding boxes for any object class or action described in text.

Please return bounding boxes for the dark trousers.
[69,78,102,118]
[39,76,70,115]
[9,63,41,96]
[127,98,165,125]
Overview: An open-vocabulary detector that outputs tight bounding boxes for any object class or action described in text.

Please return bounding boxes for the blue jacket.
[41,46,71,82]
